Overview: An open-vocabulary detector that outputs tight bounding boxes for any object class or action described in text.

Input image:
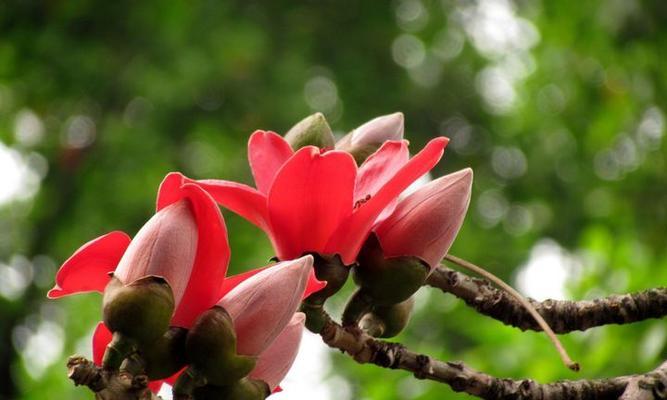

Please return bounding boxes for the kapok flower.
[48,172,229,328]
[249,312,305,391]
[191,129,448,267]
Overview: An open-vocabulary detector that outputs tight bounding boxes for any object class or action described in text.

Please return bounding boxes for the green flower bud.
[142,327,188,380]
[101,275,174,369]
[352,234,429,306]
[359,297,415,338]
[284,113,335,150]
[302,253,349,307]
[186,306,256,386]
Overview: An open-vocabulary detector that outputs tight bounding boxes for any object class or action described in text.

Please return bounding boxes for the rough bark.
[426,265,667,333]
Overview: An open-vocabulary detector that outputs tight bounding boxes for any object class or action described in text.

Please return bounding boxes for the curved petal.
[171,184,231,328]
[248,130,293,194]
[268,147,356,260]
[195,179,270,232]
[48,231,131,298]
[220,264,325,301]
[354,140,409,203]
[218,256,314,356]
[92,322,112,366]
[326,137,449,264]
[376,168,473,268]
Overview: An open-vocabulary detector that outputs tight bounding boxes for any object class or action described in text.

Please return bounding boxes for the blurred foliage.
[1,0,666,399]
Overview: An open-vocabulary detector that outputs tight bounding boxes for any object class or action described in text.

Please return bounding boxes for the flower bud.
[219,256,314,356]
[284,113,335,150]
[185,306,257,386]
[352,233,429,306]
[250,313,305,391]
[142,327,188,380]
[374,168,473,269]
[337,112,404,163]
[359,297,414,338]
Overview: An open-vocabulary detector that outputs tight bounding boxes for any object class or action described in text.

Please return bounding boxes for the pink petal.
[48,231,131,299]
[219,267,270,299]
[375,168,473,269]
[221,265,325,300]
[113,200,198,307]
[248,130,294,194]
[268,147,356,260]
[249,313,305,391]
[194,179,271,232]
[92,322,112,366]
[350,112,405,146]
[326,137,449,264]
[218,256,314,356]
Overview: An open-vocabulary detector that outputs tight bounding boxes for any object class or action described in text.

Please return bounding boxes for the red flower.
[50,173,323,392]
[48,172,229,328]
[193,130,449,265]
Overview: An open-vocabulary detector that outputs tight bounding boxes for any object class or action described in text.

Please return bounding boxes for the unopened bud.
[337,112,404,163]
[284,113,335,150]
[359,297,415,338]
[352,234,428,306]
[186,306,256,386]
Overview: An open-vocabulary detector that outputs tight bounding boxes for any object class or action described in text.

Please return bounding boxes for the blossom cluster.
[49,112,472,399]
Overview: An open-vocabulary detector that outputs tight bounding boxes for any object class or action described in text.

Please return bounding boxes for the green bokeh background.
[1,1,666,399]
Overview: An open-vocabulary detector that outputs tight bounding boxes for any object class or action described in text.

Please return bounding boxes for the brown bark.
[426,265,667,333]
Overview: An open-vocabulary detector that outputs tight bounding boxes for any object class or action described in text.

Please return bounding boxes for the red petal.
[171,184,230,328]
[267,147,356,260]
[354,140,409,203]
[248,130,293,194]
[194,179,270,231]
[327,137,449,264]
[92,322,112,366]
[304,268,327,298]
[48,231,131,298]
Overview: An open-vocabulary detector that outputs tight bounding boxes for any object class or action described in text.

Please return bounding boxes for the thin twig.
[426,264,667,333]
[442,254,579,371]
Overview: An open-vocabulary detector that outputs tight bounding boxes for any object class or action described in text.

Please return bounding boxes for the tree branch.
[311,307,667,400]
[426,265,667,333]
[67,356,161,400]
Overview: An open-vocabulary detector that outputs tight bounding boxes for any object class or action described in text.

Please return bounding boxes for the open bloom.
[192,129,449,265]
[49,172,229,328]
[373,168,473,269]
